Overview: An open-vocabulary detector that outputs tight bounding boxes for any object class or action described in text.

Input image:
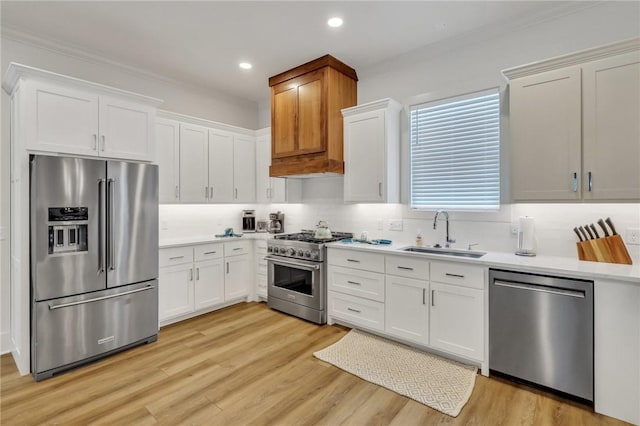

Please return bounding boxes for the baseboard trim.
[1,331,14,355]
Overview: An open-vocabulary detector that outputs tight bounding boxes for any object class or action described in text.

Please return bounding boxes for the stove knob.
[297,249,304,257]
[304,250,311,258]
[311,251,319,260]
[288,248,296,256]
[267,246,272,253]
[279,247,287,254]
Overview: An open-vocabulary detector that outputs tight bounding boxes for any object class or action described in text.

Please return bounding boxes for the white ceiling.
[2,1,587,104]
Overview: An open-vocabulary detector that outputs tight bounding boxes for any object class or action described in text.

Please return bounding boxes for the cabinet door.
[207,129,234,202]
[194,259,224,310]
[99,95,154,161]
[179,123,209,202]
[297,71,324,155]
[225,254,250,300]
[28,81,99,156]
[385,275,429,345]
[159,264,194,322]
[510,67,582,201]
[272,85,297,157]
[233,135,256,202]
[255,133,271,203]
[583,52,640,200]
[156,118,180,203]
[430,282,483,361]
[344,110,385,202]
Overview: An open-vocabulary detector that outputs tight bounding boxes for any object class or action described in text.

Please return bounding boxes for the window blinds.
[410,89,500,210]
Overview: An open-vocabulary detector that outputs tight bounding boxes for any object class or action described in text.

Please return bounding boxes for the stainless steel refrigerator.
[30,155,159,381]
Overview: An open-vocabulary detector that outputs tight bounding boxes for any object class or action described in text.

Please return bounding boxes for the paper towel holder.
[515,216,537,257]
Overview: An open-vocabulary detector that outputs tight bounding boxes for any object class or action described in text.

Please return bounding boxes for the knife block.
[576,235,633,265]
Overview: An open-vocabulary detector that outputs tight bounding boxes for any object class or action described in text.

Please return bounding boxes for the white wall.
[0,32,261,354]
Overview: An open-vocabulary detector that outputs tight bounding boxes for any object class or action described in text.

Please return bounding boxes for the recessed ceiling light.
[327,17,343,28]
[239,62,252,70]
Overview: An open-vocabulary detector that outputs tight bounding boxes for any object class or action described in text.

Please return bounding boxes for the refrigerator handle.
[107,178,116,271]
[97,178,105,274]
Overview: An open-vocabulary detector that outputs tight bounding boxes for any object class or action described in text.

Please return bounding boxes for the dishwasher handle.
[494,280,585,298]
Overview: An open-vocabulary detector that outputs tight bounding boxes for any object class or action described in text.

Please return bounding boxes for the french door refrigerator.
[30,155,159,381]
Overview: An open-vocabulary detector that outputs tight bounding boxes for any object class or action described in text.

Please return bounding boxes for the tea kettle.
[314,220,332,239]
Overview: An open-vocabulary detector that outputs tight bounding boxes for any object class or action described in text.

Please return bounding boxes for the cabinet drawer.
[255,240,268,251]
[385,255,429,280]
[328,249,385,273]
[430,261,485,289]
[159,246,193,267]
[194,243,223,262]
[224,240,252,257]
[329,291,385,332]
[328,266,385,302]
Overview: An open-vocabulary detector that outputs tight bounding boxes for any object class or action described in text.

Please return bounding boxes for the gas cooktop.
[272,230,353,245]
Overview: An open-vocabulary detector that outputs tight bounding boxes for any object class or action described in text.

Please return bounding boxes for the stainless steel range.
[267,231,352,324]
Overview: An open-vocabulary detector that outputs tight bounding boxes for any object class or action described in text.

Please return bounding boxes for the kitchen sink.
[400,246,486,259]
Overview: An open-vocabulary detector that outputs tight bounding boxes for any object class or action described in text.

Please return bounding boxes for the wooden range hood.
[268,55,358,177]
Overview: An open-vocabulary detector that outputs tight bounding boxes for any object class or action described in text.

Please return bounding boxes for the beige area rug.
[313,329,477,417]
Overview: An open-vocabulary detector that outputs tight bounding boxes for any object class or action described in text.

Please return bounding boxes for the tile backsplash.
[159,178,640,263]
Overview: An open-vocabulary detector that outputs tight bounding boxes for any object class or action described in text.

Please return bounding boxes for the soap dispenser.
[416,230,425,247]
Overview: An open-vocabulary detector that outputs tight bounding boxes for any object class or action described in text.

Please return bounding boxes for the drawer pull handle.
[169,256,185,260]
[203,251,217,255]
[233,247,243,251]
[397,266,414,271]
[445,273,465,278]
[347,307,361,313]
[423,288,426,305]
[346,259,360,263]
[346,280,361,285]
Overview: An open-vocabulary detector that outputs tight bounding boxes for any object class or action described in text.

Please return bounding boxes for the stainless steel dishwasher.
[489,269,593,402]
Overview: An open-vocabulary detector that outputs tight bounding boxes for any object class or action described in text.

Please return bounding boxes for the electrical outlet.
[625,228,640,245]
[510,223,519,236]
[389,219,403,231]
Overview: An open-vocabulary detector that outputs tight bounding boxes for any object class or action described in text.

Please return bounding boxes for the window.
[410,88,500,210]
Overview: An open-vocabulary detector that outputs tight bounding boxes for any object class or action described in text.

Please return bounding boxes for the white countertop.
[327,241,640,284]
[159,232,273,248]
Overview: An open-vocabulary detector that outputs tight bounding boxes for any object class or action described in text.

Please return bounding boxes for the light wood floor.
[0,302,628,425]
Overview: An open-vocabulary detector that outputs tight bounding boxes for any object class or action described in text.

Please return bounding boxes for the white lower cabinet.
[158,262,195,321]
[159,240,252,325]
[429,281,484,361]
[327,247,486,365]
[385,275,429,345]
[194,258,224,310]
[255,240,268,300]
[224,241,252,300]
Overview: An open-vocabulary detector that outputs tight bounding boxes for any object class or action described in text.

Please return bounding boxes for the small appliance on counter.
[242,210,256,233]
[256,219,268,233]
[515,216,536,257]
[268,211,284,234]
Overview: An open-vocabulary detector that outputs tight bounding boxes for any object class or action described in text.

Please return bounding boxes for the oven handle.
[266,256,321,271]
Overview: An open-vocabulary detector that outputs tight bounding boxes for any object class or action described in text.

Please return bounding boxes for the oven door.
[267,256,324,310]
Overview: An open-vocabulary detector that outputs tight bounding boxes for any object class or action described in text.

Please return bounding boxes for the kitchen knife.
[589,224,600,239]
[605,217,618,235]
[578,226,590,241]
[573,227,583,242]
[597,219,610,237]
[584,225,595,240]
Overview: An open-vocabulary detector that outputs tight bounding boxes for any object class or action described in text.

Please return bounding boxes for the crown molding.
[3,62,163,106]
[157,109,256,137]
[502,37,640,80]
[341,98,402,117]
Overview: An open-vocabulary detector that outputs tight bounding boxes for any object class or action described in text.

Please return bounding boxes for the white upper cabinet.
[509,67,582,201]
[208,129,235,202]
[255,130,301,203]
[3,63,161,162]
[582,51,640,200]
[179,123,209,203]
[504,39,640,202]
[155,118,180,203]
[233,134,256,202]
[342,99,401,203]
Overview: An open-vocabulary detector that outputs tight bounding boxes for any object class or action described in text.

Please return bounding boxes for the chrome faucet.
[433,209,456,248]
